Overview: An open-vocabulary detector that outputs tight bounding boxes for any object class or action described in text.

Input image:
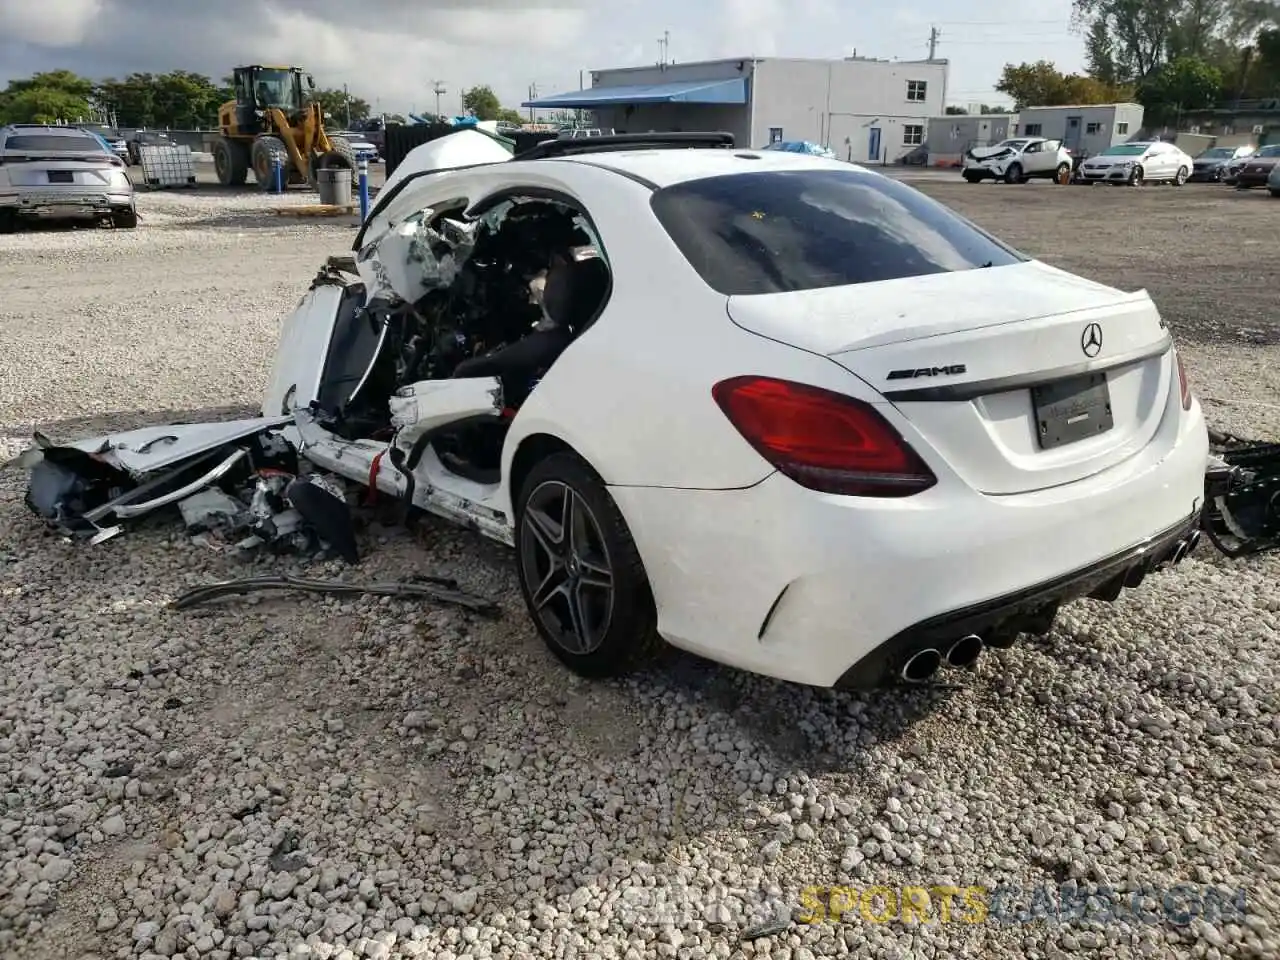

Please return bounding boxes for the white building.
[523,55,949,163]
[1015,103,1145,155]
[926,113,1019,167]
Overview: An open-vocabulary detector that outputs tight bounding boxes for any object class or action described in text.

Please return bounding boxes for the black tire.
[1055,162,1071,184]
[514,451,661,678]
[1129,165,1144,186]
[962,171,981,183]
[1173,165,1189,186]
[1003,162,1023,184]
[112,208,138,229]
[309,136,357,188]
[212,138,249,186]
[1270,189,1280,198]
[0,210,17,234]
[251,136,289,192]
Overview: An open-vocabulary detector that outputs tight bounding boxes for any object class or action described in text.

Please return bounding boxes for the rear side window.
[649,169,1026,296]
[4,134,101,152]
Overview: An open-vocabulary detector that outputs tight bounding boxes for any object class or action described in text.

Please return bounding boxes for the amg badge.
[886,364,967,381]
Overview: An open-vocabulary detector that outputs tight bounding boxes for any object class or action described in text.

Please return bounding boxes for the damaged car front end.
[8,128,605,559]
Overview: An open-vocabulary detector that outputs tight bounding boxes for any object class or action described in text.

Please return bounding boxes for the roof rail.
[513,131,735,161]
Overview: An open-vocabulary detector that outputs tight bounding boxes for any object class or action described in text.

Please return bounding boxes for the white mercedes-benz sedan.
[12,131,1210,689]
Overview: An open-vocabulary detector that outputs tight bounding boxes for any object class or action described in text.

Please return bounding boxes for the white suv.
[962,137,1073,184]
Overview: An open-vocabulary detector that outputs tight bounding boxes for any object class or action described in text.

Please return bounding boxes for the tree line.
[994,1,1280,124]
[0,69,525,129]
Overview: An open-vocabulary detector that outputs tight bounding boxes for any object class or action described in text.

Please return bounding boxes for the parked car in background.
[0,124,136,231]
[1268,162,1280,197]
[1077,141,1193,185]
[336,133,379,163]
[126,130,173,166]
[77,124,130,163]
[962,137,1073,184]
[1233,144,1280,189]
[1190,144,1255,182]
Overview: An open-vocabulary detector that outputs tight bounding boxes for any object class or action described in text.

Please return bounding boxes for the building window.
[1086,122,1102,134]
[769,127,783,144]
[1024,123,1042,136]
[1116,121,1129,135]
[906,80,927,102]
[903,124,923,146]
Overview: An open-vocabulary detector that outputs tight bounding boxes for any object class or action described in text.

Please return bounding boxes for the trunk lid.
[726,260,1176,495]
[2,155,122,188]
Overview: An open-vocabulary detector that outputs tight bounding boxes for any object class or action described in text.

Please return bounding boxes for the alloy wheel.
[519,480,615,655]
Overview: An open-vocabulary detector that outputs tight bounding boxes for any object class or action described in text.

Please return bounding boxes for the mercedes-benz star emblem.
[1081,322,1103,358]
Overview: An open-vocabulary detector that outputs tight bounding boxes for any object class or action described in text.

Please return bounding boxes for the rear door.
[649,164,1179,495]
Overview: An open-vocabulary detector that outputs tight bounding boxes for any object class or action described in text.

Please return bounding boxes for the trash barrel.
[317,167,353,206]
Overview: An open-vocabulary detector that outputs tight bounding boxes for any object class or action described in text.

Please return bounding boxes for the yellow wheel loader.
[211,65,355,191]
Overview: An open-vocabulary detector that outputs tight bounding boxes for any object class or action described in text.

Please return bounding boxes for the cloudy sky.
[0,0,1086,115]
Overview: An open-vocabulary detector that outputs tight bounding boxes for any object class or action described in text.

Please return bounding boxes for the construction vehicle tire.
[251,136,290,192]
[309,136,357,188]
[213,138,250,186]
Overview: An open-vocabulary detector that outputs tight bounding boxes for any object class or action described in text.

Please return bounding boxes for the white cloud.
[0,0,104,46]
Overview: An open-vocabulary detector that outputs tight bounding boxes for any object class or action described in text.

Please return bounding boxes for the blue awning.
[522,78,746,109]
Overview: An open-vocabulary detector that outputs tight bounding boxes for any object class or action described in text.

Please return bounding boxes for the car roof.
[540,146,856,189]
[3,124,98,138]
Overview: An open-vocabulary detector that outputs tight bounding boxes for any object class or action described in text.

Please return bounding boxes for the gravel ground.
[1,182,1278,960]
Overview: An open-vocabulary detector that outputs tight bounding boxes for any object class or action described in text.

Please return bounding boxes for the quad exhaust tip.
[901,648,942,683]
[945,634,984,668]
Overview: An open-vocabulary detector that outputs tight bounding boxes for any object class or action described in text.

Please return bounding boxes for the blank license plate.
[1032,372,1113,450]
[46,171,74,183]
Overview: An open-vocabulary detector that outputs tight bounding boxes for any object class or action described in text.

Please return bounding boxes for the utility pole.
[927,26,940,61]
[528,82,538,122]
[343,83,351,128]
[658,30,670,67]
[430,80,446,118]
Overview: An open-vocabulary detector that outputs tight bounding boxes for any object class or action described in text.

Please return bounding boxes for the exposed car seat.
[451,254,609,405]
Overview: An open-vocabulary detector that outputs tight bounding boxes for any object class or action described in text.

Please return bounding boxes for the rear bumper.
[834,510,1200,688]
[0,190,133,217]
[608,401,1209,689]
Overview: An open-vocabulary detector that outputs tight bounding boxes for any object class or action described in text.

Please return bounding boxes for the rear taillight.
[1175,350,1192,410]
[711,376,936,497]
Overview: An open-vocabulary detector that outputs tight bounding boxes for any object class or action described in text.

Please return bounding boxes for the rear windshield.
[4,134,102,152]
[649,168,1025,296]
[1256,145,1280,157]
[1199,148,1233,158]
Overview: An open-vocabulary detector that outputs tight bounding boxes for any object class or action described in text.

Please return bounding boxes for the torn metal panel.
[389,377,504,442]
[56,415,292,476]
[263,282,356,418]
[356,208,480,305]
[112,448,249,518]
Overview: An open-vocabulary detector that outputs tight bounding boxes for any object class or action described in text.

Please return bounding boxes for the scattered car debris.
[740,919,792,942]
[1202,430,1280,557]
[4,418,362,563]
[169,573,502,617]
